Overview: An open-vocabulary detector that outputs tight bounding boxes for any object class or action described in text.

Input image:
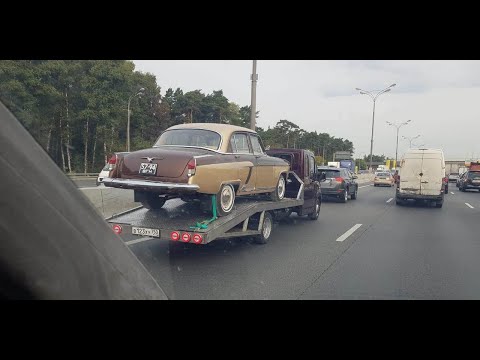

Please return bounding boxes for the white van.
[396,149,446,208]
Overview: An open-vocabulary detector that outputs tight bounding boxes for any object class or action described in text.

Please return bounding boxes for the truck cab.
[266,149,321,218]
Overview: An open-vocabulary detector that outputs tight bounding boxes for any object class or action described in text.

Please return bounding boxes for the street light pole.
[127,88,145,152]
[386,120,411,168]
[402,134,421,148]
[355,83,396,171]
[250,60,258,130]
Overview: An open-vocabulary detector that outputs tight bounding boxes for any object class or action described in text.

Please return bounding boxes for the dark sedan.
[317,166,358,202]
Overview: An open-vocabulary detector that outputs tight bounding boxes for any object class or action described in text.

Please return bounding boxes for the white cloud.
[133,60,480,160]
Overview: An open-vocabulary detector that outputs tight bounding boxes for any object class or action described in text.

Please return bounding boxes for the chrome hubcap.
[278,176,286,199]
[221,185,234,212]
[263,217,272,238]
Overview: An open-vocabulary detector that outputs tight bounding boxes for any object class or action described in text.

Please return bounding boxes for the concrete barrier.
[80,186,138,219]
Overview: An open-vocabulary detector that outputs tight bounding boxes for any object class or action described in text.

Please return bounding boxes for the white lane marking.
[450,192,455,195]
[125,237,156,246]
[386,198,393,203]
[465,203,475,209]
[359,184,373,188]
[336,224,363,242]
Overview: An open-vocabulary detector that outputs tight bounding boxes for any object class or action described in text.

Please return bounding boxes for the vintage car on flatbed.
[103,123,290,216]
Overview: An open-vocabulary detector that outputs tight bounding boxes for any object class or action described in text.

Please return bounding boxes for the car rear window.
[468,172,480,179]
[377,172,390,177]
[154,129,221,150]
[320,169,340,178]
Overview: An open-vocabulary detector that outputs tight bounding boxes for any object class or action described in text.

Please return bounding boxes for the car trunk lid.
[120,147,212,179]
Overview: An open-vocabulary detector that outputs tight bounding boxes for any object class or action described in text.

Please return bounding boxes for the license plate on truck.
[132,226,160,237]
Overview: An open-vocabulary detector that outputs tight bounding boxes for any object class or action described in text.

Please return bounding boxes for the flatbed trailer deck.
[107,172,306,245]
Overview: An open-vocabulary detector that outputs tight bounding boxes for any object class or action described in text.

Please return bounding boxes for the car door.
[342,169,354,194]
[248,134,274,192]
[230,132,256,193]
[302,153,318,210]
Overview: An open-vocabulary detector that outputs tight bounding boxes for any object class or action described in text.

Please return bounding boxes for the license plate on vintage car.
[139,163,158,175]
[132,226,160,237]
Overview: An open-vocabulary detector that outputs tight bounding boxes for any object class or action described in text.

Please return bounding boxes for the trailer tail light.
[170,231,180,241]
[112,224,122,235]
[181,233,191,243]
[193,234,203,244]
[187,158,196,176]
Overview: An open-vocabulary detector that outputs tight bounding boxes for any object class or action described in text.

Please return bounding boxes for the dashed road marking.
[465,203,475,209]
[336,224,363,242]
[386,198,393,203]
[359,184,373,189]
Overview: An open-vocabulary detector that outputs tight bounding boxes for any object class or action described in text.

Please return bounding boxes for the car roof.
[167,123,256,137]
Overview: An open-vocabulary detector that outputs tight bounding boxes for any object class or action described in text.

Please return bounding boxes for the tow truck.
[107,149,322,245]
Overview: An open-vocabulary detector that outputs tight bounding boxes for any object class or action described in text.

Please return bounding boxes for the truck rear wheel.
[254,212,273,244]
[308,198,320,220]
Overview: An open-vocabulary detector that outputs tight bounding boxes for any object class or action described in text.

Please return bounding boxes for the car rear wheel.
[141,194,167,210]
[216,184,235,216]
[270,175,286,202]
[340,188,348,203]
[351,187,358,200]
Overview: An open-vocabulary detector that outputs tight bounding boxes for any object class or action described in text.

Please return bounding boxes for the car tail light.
[187,158,196,176]
[193,234,203,244]
[334,177,344,183]
[170,231,180,241]
[108,154,117,165]
[112,224,122,235]
[181,233,191,243]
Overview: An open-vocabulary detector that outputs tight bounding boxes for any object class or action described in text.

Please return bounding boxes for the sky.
[133,60,480,160]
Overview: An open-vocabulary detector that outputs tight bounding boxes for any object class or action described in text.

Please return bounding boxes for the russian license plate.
[139,163,158,175]
[132,226,160,237]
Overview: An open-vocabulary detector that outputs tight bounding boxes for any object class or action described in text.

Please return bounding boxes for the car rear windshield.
[154,129,221,150]
[468,172,480,179]
[377,172,391,177]
[320,169,340,178]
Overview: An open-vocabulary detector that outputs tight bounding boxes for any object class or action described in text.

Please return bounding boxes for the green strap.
[189,194,218,230]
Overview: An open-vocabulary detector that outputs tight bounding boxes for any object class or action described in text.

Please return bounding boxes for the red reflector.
[112,224,122,234]
[193,234,203,244]
[170,231,180,241]
[181,233,191,243]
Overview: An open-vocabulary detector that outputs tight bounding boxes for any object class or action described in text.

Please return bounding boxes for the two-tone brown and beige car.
[103,123,290,216]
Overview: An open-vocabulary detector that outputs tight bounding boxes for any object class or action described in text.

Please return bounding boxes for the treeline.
[0,60,354,173]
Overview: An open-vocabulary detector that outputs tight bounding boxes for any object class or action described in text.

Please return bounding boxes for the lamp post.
[386,120,411,169]
[355,83,396,171]
[250,60,258,130]
[402,134,421,148]
[127,87,145,152]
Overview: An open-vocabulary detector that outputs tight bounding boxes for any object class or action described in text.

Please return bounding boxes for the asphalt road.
[116,182,480,299]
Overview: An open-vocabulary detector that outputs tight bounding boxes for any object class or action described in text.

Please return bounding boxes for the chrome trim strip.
[103,178,200,190]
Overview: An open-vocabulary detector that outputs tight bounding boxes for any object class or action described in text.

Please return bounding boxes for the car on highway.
[103,123,290,216]
[448,173,459,182]
[458,170,480,192]
[374,172,395,187]
[317,166,358,202]
[396,149,446,207]
[97,151,129,186]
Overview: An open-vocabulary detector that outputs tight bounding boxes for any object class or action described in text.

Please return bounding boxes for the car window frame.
[248,134,265,155]
[230,132,253,154]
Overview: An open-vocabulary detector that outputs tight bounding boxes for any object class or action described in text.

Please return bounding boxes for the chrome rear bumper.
[102,178,199,192]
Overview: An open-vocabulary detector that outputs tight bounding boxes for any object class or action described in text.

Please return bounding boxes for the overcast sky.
[133,60,480,160]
